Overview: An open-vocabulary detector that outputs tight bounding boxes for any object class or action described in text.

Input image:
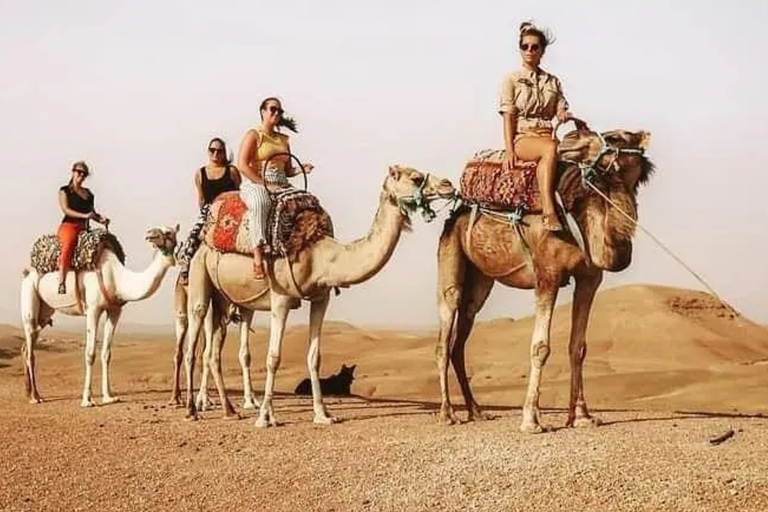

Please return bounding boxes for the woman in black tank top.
[178,137,242,284]
[56,160,111,294]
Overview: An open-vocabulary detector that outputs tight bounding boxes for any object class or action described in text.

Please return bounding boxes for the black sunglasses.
[73,168,88,176]
[520,43,540,52]
[208,147,224,154]
[267,105,284,115]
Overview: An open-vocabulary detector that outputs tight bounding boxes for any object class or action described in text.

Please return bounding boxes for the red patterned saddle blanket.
[203,189,333,261]
[459,149,549,213]
[28,229,126,275]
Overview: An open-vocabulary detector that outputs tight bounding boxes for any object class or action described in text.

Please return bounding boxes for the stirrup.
[58,281,67,294]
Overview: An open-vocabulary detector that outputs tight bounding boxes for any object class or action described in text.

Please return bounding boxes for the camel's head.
[558,129,655,272]
[145,224,180,262]
[384,165,456,223]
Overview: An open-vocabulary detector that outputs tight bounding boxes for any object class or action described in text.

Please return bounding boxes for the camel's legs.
[20,277,43,404]
[170,282,187,406]
[451,265,495,422]
[255,294,292,428]
[184,254,212,420]
[207,292,238,419]
[435,222,467,424]
[238,308,259,409]
[566,269,604,428]
[195,304,215,411]
[520,282,559,433]
[100,307,123,404]
[81,307,104,407]
[307,293,338,425]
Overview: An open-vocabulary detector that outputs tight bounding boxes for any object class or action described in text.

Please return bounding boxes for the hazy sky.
[2,1,768,329]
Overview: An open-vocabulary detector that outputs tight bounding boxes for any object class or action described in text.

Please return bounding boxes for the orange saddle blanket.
[203,189,333,261]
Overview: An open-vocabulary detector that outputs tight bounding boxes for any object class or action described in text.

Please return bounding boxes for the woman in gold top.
[237,97,314,279]
[499,21,588,231]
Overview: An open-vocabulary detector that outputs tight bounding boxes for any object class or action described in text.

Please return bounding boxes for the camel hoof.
[255,416,278,428]
[101,396,120,405]
[436,406,460,425]
[28,396,43,405]
[313,414,341,425]
[572,416,602,428]
[80,398,96,408]
[196,397,213,411]
[242,398,260,410]
[184,412,199,422]
[223,412,241,421]
[168,396,182,407]
[519,422,548,434]
[468,410,496,422]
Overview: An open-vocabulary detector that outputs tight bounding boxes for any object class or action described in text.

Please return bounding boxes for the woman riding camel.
[177,137,242,285]
[56,161,110,294]
[236,96,314,279]
[499,21,588,231]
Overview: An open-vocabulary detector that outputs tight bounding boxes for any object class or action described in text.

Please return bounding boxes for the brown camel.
[435,128,654,433]
[169,273,259,411]
[184,165,456,426]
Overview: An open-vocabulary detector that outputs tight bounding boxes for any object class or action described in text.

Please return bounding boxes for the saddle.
[459,149,581,214]
[29,228,126,275]
[203,189,333,262]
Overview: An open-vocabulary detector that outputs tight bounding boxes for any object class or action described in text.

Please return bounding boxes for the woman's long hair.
[259,96,298,133]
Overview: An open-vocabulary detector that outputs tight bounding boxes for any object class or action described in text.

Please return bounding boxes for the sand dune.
[2,283,767,511]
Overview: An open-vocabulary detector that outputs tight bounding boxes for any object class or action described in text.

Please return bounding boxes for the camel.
[184,165,456,426]
[20,225,179,406]
[435,127,655,433]
[169,273,260,411]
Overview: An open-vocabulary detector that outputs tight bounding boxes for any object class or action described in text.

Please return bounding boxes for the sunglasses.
[520,43,540,52]
[208,147,224,154]
[267,105,284,115]
[73,169,88,177]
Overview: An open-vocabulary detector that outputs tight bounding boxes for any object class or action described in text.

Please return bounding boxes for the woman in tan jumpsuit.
[498,21,588,231]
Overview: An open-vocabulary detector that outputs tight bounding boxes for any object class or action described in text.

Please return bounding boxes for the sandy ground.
[1,284,767,511]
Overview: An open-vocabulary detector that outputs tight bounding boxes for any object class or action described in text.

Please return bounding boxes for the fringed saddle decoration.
[204,189,333,261]
[29,228,126,275]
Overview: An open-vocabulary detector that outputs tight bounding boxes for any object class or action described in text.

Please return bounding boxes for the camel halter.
[395,173,442,223]
[560,131,646,188]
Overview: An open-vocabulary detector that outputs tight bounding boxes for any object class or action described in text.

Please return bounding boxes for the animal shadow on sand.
[294,363,357,396]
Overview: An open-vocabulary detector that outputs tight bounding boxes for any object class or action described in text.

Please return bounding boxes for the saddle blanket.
[459,149,543,212]
[29,228,125,275]
[204,189,333,261]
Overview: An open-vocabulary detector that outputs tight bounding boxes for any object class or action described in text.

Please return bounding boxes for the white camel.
[20,225,179,406]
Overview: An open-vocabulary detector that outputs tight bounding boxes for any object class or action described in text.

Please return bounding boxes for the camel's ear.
[174,223,180,233]
[388,165,402,180]
[637,131,651,150]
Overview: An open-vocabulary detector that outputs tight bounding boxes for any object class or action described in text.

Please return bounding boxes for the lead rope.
[584,181,742,319]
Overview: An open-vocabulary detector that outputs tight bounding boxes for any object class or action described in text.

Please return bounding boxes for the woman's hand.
[503,153,518,172]
[303,163,314,174]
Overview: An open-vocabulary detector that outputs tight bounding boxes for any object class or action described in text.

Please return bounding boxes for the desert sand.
[1,284,767,511]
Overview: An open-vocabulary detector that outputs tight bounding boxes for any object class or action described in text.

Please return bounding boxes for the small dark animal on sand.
[294,364,357,396]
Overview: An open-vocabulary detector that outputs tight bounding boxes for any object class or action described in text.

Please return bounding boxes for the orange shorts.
[57,221,84,271]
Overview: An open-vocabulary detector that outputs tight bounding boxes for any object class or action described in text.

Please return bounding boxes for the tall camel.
[169,273,260,411]
[435,128,654,433]
[184,165,456,426]
[20,225,179,406]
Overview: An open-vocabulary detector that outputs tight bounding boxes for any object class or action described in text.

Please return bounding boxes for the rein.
[262,152,309,191]
[561,130,646,188]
